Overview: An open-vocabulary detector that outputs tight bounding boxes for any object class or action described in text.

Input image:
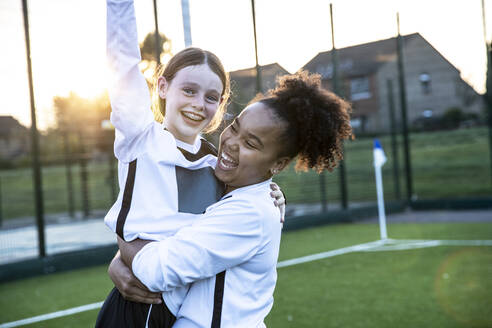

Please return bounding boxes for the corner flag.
[373,139,388,240]
[373,139,387,168]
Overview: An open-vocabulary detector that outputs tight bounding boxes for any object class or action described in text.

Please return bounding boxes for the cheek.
[221,129,230,140]
[165,97,179,115]
[240,150,267,172]
[244,150,278,174]
[206,103,220,119]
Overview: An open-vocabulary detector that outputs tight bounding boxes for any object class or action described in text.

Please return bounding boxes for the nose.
[223,133,239,152]
[191,97,205,111]
[228,142,239,152]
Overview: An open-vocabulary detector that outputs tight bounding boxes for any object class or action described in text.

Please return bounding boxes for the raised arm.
[107,0,154,162]
[123,199,266,292]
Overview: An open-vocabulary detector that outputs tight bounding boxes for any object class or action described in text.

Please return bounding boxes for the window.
[316,64,333,79]
[350,77,371,101]
[350,118,362,129]
[350,116,366,132]
[419,73,431,94]
[422,109,433,118]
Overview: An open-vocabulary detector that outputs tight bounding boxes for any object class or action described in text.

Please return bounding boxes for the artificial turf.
[267,246,492,328]
[1,221,491,327]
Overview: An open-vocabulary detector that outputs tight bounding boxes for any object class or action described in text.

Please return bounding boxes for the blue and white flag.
[373,139,387,168]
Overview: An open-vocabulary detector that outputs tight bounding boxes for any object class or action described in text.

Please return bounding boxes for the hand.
[117,236,152,269]
[108,251,162,304]
[270,182,286,223]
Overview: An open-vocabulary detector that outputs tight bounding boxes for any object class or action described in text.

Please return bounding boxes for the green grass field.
[0,127,490,221]
[1,221,491,327]
[274,126,492,204]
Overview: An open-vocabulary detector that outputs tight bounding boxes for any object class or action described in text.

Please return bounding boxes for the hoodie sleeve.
[132,197,264,292]
[107,0,155,163]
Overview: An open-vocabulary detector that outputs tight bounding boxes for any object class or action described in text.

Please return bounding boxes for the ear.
[157,76,169,99]
[270,157,290,175]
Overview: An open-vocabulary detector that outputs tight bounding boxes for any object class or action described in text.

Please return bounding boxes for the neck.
[224,185,237,195]
[223,177,271,196]
[163,121,197,145]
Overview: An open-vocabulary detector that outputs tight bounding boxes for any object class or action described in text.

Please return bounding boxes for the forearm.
[117,236,152,270]
[107,0,142,81]
[130,238,219,292]
[131,205,263,292]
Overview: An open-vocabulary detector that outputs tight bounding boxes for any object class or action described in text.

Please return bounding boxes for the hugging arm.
[117,237,151,269]
[119,199,263,292]
[107,251,162,304]
[270,182,286,223]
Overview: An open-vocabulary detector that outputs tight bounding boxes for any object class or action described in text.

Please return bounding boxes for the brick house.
[228,63,290,116]
[302,33,483,132]
[0,116,29,160]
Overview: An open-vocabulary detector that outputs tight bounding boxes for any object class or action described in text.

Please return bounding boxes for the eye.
[230,123,237,133]
[182,88,195,96]
[245,140,256,149]
[206,95,219,103]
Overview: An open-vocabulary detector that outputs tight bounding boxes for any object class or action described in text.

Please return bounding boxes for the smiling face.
[215,102,290,193]
[159,64,224,144]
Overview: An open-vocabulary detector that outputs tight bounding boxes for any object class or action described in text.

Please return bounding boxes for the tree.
[139,32,172,81]
[140,32,172,62]
[51,32,172,154]
[53,92,111,153]
[442,107,465,129]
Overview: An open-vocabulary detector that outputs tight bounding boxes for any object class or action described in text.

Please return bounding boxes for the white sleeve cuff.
[132,241,166,292]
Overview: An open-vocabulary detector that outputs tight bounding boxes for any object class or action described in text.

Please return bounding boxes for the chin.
[178,125,201,141]
[214,168,234,185]
[180,123,198,133]
[214,168,227,182]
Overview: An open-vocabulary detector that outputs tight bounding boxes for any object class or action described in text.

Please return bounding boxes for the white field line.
[361,239,492,252]
[0,302,104,328]
[362,240,441,251]
[2,238,491,328]
[276,240,385,268]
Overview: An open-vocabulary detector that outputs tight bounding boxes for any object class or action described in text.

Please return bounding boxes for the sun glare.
[1,0,489,132]
[70,78,108,100]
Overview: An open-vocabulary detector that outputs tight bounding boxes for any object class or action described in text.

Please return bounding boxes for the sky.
[0,0,491,129]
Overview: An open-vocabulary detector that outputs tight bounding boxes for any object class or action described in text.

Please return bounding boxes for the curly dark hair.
[259,70,352,173]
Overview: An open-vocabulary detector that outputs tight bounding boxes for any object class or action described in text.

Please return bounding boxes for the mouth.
[181,111,206,124]
[218,151,239,170]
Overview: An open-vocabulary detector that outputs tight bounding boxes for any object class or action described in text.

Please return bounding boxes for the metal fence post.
[80,155,90,218]
[152,0,161,65]
[78,131,90,218]
[108,153,117,203]
[387,79,401,200]
[251,0,262,94]
[330,3,348,210]
[319,173,328,212]
[396,13,414,205]
[481,0,492,188]
[63,130,75,218]
[339,147,348,209]
[485,45,492,187]
[0,176,3,227]
[22,0,45,257]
